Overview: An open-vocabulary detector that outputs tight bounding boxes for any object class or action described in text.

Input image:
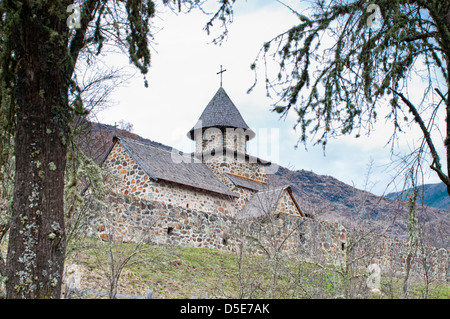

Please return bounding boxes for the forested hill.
[79,120,449,249]
[386,183,450,210]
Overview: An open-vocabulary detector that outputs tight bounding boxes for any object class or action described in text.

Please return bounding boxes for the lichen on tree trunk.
[5,2,70,299]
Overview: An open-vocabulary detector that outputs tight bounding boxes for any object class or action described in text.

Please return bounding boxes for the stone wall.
[195,128,224,154]
[85,192,448,282]
[278,190,303,217]
[351,230,449,282]
[235,212,448,282]
[223,128,249,154]
[203,152,267,184]
[255,213,348,264]
[194,127,249,154]
[103,142,236,216]
[86,194,238,250]
[85,193,347,264]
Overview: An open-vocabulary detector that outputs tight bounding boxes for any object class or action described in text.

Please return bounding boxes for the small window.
[222,233,230,246]
[341,242,345,251]
[299,233,306,245]
[167,227,174,235]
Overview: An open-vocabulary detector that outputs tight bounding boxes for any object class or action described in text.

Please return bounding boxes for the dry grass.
[64,240,238,299]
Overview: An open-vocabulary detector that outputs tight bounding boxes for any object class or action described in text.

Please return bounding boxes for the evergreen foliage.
[249,0,450,195]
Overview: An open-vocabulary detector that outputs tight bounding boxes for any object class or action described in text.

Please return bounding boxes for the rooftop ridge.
[115,135,195,158]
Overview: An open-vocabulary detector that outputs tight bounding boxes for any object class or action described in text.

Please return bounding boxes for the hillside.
[268,166,449,248]
[386,183,450,210]
[62,240,449,299]
[79,120,449,249]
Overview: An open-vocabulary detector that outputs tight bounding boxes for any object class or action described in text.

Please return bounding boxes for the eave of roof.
[192,147,272,166]
[225,173,265,192]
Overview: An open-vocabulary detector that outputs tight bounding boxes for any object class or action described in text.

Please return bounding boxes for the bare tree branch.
[390,88,450,186]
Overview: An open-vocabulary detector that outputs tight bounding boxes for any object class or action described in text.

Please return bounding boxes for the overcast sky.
[93,0,446,196]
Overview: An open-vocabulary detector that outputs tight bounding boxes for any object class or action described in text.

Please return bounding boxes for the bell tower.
[187,86,268,185]
[187,86,255,156]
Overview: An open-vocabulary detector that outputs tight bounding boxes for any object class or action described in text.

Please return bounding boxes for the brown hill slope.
[268,166,449,248]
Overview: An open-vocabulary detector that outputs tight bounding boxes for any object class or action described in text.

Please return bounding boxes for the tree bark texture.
[5,2,70,298]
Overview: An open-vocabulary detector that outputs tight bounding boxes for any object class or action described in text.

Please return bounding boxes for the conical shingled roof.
[187,87,255,140]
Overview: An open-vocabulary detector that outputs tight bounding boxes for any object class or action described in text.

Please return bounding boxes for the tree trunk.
[446,75,450,198]
[443,6,450,197]
[5,3,70,299]
[429,3,450,197]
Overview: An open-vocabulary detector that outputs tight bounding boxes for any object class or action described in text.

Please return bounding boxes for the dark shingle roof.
[114,135,236,197]
[187,87,255,140]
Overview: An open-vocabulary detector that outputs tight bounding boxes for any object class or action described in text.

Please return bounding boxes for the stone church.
[101,86,305,223]
[86,85,448,282]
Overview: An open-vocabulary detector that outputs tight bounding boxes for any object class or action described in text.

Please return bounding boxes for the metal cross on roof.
[217,65,227,87]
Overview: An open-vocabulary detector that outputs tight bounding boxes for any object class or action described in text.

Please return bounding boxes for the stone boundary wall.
[237,214,448,282]
[297,217,348,264]
[234,213,347,265]
[84,194,349,262]
[351,229,449,282]
[84,194,448,283]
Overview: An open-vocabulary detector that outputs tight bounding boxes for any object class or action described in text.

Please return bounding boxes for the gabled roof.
[226,173,265,192]
[187,87,255,140]
[236,185,304,219]
[110,135,237,197]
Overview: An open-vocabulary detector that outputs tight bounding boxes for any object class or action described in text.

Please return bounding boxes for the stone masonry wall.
[223,128,248,154]
[273,213,348,264]
[86,194,238,250]
[103,142,236,216]
[195,128,224,154]
[85,193,448,282]
[278,191,303,217]
[85,192,347,265]
[194,127,249,154]
[203,153,267,184]
[351,229,449,282]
